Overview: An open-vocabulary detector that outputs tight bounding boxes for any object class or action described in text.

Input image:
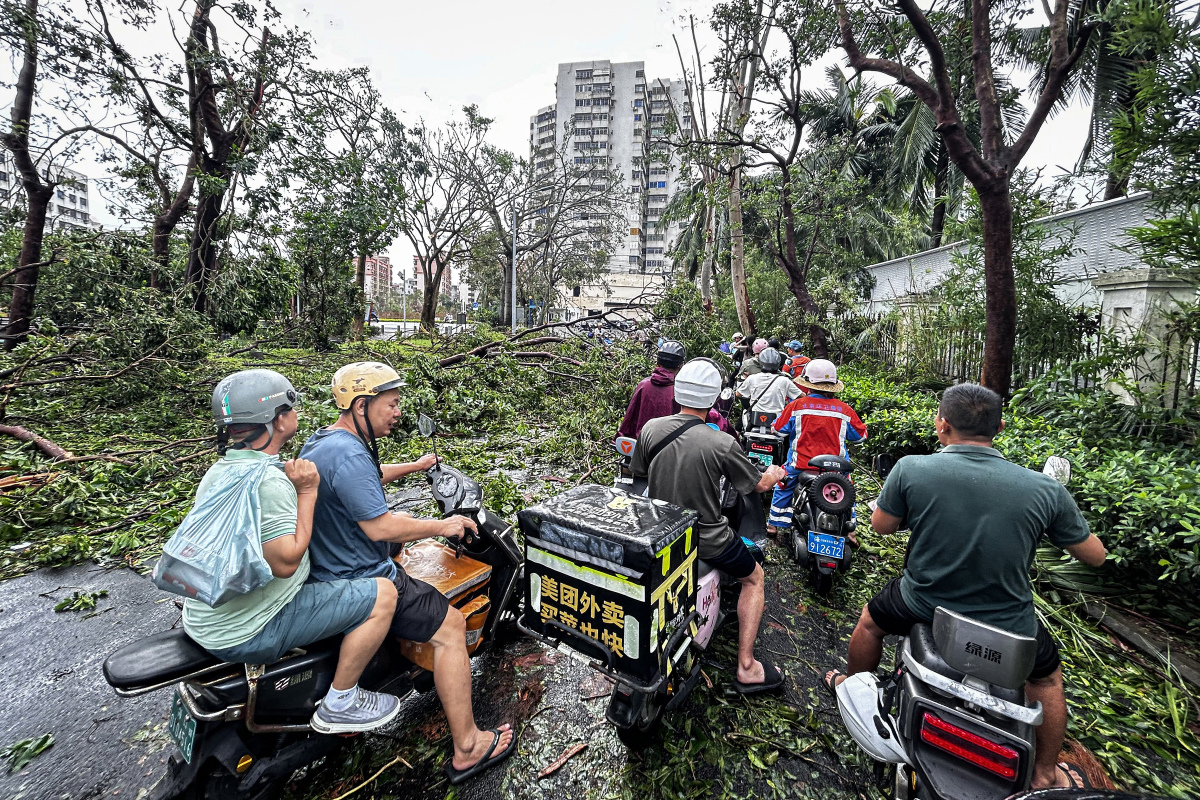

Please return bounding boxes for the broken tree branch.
[0,425,74,460]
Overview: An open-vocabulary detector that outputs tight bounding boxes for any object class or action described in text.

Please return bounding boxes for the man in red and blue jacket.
[768,359,867,534]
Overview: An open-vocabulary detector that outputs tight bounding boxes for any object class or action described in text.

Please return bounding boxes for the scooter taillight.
[919,712,1019,780]
[819,561,838,570]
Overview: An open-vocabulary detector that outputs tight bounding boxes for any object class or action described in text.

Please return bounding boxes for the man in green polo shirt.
[824,383,1107,790]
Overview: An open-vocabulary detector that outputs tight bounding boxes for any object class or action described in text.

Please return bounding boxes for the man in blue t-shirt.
[823,383,1107,790]
[302,362,515,785]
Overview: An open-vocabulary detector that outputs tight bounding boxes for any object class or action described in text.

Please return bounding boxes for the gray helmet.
[657,339,687,369]
[758,347,784,372]
[212,369,298,427]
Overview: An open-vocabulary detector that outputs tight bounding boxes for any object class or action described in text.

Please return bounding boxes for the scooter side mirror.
[720,387,733,401]
[418,413,436,438]
[1042,455,1071,486]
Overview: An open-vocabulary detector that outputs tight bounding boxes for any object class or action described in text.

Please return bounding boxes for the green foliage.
[2,734,53,773]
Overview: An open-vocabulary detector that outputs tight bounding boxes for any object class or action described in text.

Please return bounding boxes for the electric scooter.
[836,457,1077,800]
[102,414,522,800]
[787,454,858,595]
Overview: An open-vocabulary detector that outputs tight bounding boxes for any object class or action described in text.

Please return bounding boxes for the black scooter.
[786,454,858,595]
[102,414,522,800]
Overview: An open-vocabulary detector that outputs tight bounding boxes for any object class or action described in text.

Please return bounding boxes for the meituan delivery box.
[518,484,699,684]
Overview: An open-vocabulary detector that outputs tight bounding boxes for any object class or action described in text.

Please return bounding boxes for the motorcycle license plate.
[807,532,845,560]
[168,690,197,763]
[754,452,774,467]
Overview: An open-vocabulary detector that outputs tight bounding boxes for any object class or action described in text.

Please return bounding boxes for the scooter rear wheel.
[615,691,664,747]
[175,761,288,800]
[814,570,834,596]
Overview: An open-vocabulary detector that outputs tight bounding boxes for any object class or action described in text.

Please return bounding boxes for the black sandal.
[1058,761,1094,789]
[444,727,517,786]
[733,661,785,694]
[822,669,846,696]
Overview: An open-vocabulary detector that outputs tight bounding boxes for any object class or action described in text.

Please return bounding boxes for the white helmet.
[674,358,724,409]
[836,672,909,764]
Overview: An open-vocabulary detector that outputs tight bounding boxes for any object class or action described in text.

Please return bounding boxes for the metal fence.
[822,309,1105,389]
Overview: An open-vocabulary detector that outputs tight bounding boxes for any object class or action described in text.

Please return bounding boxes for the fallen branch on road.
[0,425,74,460]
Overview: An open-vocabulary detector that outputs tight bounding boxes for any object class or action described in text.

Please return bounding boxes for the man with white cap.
[768,359,867,536]
[631,358,788,693]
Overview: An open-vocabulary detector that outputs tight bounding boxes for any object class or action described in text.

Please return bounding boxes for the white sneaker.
[310,689,401,734]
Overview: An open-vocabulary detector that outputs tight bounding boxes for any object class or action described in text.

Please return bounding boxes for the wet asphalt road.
[0,563,178,800]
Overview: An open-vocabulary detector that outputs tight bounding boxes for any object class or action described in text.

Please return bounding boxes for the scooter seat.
[909,624,1025,704]
[104,628,222,691]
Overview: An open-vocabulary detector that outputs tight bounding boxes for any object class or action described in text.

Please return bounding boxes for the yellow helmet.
[331,362,406,410]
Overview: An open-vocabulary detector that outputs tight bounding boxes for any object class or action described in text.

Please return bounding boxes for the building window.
[635,69,644,77]
[0,171,7,181]
[628,255,640,264]
[633,114,642,121]
[57,189,65,199]
[576,69,592,79]
[634,99,643,107]
[635,84,645,92]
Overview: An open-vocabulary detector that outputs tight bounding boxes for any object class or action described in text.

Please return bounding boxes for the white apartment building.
[0,156,100,231]
[529,60,689,282]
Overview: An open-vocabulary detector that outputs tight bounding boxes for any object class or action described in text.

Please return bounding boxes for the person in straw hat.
[766,359,867,537]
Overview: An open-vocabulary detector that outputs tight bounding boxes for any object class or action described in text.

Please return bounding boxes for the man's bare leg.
[428,608,513,770]
[736,563,767,684]
[846,604,887,676]
[331,578,397,691]
[1028,668,1071,789]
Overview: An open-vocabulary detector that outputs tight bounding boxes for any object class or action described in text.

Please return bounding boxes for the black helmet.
[758,347,784,372]
[657,339,687,369]
[767,337,782,350]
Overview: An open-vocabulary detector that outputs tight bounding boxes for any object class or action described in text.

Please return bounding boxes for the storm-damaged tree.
[522,123,627,324]
[0,0,107,349]
[833,0,1101,394]
[289,67,406,338]
[395,108,488,332]
[83,0,199,289]
[175,0,308,313]
[463,108,629,329]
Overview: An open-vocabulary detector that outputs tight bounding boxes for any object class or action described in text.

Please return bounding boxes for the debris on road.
[537,741,588,779]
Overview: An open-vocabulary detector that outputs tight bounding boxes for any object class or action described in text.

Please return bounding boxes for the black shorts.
[866,577,1061,681]
[704,535,759,580]
[388,565,450,643]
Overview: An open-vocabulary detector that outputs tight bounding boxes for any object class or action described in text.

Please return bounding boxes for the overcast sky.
[34,0,1095,271]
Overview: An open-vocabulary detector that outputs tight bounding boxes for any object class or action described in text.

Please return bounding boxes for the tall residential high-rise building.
[0,156,100,231]
[362,255,392,298]
[530,60,688,280]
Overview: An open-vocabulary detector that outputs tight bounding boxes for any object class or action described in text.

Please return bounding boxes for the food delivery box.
[518,484,699,684]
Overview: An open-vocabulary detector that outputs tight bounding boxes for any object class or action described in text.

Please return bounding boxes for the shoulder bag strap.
[644,417,706,466]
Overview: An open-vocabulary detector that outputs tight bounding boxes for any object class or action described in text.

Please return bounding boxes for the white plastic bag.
[152,458,275,607]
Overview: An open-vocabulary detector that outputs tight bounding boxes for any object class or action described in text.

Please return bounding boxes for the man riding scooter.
[767,359,867,538]
[618,340,733,438]
[735,347,803,419]
[300,362,515,785]
[823,383,1108,790]
[630,358,787,693]
[184,369,401,733]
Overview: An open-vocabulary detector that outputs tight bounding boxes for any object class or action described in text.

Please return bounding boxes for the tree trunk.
[351,251,367,339]
[150,159,197,290]
[499,258,511,328]
[3,0,51,350]
[183,177,226,314]
[699,205,713,304]
[727,159,754,337]
[420,263,444,332]
[978,184,1016,396]
[5,186,52,350]
[930,141,950,247]
[1103,170,1128,202]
